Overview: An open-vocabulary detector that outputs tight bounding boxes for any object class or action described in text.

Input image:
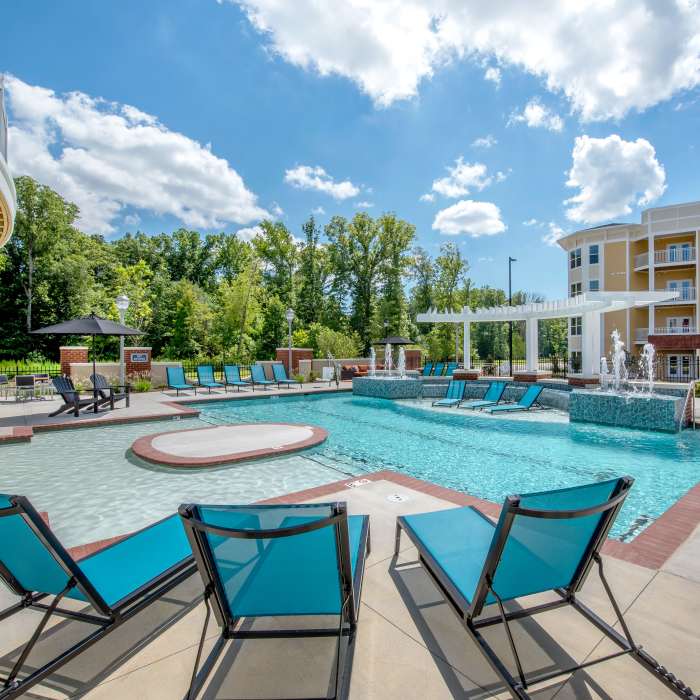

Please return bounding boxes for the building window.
[570,248,582,269]
[570,282,582,297]
[569,351,582,373]
[589,279,600,291]
[589,244,599,265]
[570,316,582,336]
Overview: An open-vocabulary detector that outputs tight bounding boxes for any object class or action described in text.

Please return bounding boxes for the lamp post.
[285,308,295,374]
[116,294,130,386]
[508,257,516,375]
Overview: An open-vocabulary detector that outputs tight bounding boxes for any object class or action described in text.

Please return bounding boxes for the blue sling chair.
[0,494,195,700]
[250,364,276,390]
[485,384,543,413]
[444,361,459,376]
[432,379,466,407]
[179,502,370,700]
[196,364,224,393]
[223,364,249,392]
[459,380,508,410]
[432,361,446,377]
[395,477,697,700]
[272,363,302,389]
[421,362,434,377]
[166,366,197,396]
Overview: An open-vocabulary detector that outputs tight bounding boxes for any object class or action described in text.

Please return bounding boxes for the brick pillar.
[275,348,313,374]
[124,347,152,379]
[60,346,88,377]
[404,349,422,370]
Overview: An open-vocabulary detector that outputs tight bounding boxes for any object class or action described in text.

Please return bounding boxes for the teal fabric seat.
[223,364,249,391]
[179,502,370,699]
[486,384,543,413]
[433,361,445,376]
[445,361,458,376]
[272,363,301,389]
[459,381,507,410]
[250,364,275,389]
[422,362,434,376]
[196,364,224,393]
[393,478,696,700]
[166,366,197,395]
[0,494,195,699]
[432,380,466,407]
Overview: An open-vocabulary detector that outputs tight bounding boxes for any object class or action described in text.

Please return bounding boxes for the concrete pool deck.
[0,476,698,699]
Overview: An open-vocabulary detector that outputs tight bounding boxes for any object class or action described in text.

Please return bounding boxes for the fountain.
[569,329,688,432]
[352,342,421,398]
[384,343,393,376]
[369,347,376,377]
[397,346,406,379]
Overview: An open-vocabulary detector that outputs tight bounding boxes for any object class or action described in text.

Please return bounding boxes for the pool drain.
[386,493,410,503]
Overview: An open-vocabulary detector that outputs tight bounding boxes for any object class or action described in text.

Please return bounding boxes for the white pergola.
[416,291,678,377]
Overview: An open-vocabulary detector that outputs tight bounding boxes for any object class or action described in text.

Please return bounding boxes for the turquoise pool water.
[197,393,700,541]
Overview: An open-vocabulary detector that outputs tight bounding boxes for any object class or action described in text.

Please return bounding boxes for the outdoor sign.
[129,352,148,363]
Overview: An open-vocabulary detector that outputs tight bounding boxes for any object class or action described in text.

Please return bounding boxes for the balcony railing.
[660,286,697,302]
[633,248,696,269]
[652,325,697,335]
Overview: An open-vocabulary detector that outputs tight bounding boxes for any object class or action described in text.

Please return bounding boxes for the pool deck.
[1,475,698,699]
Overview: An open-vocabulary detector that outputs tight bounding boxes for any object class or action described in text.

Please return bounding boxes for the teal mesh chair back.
[197,365,215,383]
[167,366,187,385]
[182,504,350,620]
[272,364,289,381]
[422,362,433,376]
[0,494,84,599]
[445,380,465,400]
[519,384,543,407]
[481,478,631,608]
[224,365,242,383]
[445,362,458,376]
[484,381,507,402]
[250,365,269,383]
[433,362,445,376]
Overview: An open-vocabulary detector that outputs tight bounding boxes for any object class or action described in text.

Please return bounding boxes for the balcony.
[653,325,697,335]
[633,247,696,271]
[657,286,697,304]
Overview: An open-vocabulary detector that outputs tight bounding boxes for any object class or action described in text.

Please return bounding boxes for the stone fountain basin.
[569,389,686,433]
[352,375,422,399]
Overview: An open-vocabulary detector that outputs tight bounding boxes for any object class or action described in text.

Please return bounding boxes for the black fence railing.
[469,357,570,379]
[0,363,62,380]
[622,355,699,384]
[178,361,255,382]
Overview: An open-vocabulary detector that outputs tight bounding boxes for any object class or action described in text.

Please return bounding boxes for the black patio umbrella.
[373,335,415,345]
[31,314,143,409]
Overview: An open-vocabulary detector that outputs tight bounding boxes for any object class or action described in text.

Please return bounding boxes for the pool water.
[197,393,700,541]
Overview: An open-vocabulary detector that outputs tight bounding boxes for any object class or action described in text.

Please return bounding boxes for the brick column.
[275,348,313,374]
[60,346,88,377]
[124,347,152,379]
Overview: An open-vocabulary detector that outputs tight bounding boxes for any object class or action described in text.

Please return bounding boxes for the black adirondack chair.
[90,373,130,409]
[49,377,100,417]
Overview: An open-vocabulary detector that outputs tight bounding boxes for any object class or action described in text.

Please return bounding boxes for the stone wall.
[352,376,423,399]
[60,346,88,376]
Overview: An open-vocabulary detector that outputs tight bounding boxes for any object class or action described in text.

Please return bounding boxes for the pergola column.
[525,317,538,371]
[463,321,471,369]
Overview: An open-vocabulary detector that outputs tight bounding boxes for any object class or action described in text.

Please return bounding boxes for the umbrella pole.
[92,334,98,413]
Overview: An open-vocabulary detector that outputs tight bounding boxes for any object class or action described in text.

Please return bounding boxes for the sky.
[3,0,700,299]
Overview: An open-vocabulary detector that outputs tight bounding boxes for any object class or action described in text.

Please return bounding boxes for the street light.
[285,308,295,374]
[116,294,130,386]
[508,257,517,375]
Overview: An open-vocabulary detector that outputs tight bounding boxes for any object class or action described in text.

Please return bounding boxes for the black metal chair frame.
[48,377,100,417]
[90,373,130,409]
[0,496,196,700]
[394,477,697,700]
[179,502,370,700]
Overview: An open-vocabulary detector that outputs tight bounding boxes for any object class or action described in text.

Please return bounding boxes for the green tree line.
[0,176,567,363]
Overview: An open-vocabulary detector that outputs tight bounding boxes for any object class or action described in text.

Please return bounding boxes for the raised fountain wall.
[569,388,687,432]
[352,373,422,399]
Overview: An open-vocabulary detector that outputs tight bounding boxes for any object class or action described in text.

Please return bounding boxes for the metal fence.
[178,361,255,382]
[470,357,570,379]
[0,363,62,380]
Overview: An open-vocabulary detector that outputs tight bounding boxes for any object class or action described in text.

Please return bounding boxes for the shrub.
[316,327,361,359]
[131,376,152,392]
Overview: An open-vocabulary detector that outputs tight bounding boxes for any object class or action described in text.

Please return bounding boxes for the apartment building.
[558,201,700,380]
[0,77,16,247]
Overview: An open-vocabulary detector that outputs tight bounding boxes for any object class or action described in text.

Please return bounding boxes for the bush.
[316,327,361,359]
[131,376,152,392]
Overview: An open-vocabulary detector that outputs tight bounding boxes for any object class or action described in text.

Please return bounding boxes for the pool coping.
[131,422,328,467]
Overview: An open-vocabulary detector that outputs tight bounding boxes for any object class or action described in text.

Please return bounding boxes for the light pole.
[116,294,130,386]
[508,257,516,375]
[285,308,295,375]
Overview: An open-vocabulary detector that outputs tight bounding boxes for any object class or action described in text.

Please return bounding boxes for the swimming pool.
[197,393,700,541]
[2,392,699,547]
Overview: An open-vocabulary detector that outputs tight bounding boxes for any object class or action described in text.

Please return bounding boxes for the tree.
[296,216,324,325]
[253,221,297,307]
[256,295,287,360]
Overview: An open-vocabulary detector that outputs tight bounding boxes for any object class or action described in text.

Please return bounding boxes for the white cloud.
[419,192,435,203]
[432,199,506,237]
[236,225,263,242]
[229,1,700,120]
[431,158,492,198]
[123,213,141,227]
[564,134,666,224]
[522,218,539,226]
[270,201,284,217]
[478,255,494,263]
[510,98,563,132]
[471,134,497,148]
[311,205,325,215]
[354,200,374,208]
[284,164,360,199]
[484,66,501,87]
[5,75,268,235]
[542,222,566,246]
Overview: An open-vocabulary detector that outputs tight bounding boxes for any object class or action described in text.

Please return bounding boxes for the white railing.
[634,328,649,342]
[655,247,696,265]
[634,252,649,268]
[653,325,697,335]
[660,287,697,302]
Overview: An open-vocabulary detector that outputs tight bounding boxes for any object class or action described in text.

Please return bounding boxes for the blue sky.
[4,0,700,299]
